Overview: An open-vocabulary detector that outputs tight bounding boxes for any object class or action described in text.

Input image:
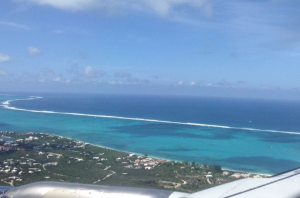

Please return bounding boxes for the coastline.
[96,144,271,177]
[58,133,271,178]
[1,94,300,177]
[0,131,270,191]
[221,168,271,177]
[2,130,271,178]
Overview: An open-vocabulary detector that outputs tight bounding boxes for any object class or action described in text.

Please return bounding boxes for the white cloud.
[219,1,300,49]
[217,80,231,87]
[0,53,10,62]
[84,66,105,78]
[109,80,124,85]
[190,81,196,86]
[28,46,42,55]
[53,77,70,83]
[0,20,31,30]
[16,0,99,11]
[15,0,211,16]
[177,81,184,85]
[53,77,60,82]
[114,71,132,78]
[139,0,212,16]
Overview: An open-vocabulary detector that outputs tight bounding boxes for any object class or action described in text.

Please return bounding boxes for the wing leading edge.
[185,166,300,198]
[1,167,300,198]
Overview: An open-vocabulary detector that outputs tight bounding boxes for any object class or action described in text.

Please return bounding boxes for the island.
[0,131,267,193]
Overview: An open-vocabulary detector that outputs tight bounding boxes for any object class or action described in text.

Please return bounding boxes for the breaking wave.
[2,96,300,135]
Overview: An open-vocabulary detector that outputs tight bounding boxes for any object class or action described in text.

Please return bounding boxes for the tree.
[191,161,196,167]
[210,165,222,173]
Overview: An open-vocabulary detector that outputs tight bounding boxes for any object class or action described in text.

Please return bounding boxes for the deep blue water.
[1,92,300,174]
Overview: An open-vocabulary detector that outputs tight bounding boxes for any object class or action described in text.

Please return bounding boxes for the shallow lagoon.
[1,93,300,174]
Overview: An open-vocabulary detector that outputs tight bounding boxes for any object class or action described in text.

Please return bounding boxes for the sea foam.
[2,96,300,136]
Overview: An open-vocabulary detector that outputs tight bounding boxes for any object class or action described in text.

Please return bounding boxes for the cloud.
[28,46,42,55]
[15,0,212,17]
[0,20,31,30]
[217,80,231,87]
[15,0,101,11]
[114,71,132,78]
[137,0,212,16]
[0,53,10,62]
[113,71,147,84]
[53,77,70,83]
[66,65,105,83]
[84,66,105,78]
[109,80,124,85]
[221,1,300,48]
[203,80,247,88]
[190,81,196,86]
[177,81,184,85]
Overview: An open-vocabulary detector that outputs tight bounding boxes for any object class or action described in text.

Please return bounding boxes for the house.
[206,174,213,178]
[124,165,133,169]
[44,162,58,166]
[129,153,136,157]
[116,157,121,161]
[0,146,13,152]
[33,146,43,151]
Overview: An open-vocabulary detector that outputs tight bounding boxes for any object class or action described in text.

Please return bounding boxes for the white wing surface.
[1,167,300,198]
[185,167,300,198]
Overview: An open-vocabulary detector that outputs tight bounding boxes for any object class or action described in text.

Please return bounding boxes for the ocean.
[1,92,300,174]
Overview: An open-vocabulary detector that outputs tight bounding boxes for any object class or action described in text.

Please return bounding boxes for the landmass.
[0,131,268,193]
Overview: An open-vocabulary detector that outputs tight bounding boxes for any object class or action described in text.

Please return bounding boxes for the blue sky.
[0,0,300,99]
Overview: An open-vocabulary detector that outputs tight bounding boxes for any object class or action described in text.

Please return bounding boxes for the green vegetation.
[0,131,265,193]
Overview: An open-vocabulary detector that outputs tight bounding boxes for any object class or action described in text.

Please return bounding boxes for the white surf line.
[2,96,42,105]
[2,96,300,136]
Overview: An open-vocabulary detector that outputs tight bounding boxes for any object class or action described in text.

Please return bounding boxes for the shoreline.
[221,168,271,177]
[5,131,272,177]
[0,130,271,190]
[0,95,298,178]
[93,144,272,177]
[2,130,272,177]
[56,133,271,177]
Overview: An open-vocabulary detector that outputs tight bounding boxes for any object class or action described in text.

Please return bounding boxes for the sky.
[0,0,300,99]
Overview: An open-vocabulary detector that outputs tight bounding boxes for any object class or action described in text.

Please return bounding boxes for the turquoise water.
[1,93,300,174]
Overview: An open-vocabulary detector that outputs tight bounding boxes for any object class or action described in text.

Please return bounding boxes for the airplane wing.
[1,167,300,198]
[186,166,300,198]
